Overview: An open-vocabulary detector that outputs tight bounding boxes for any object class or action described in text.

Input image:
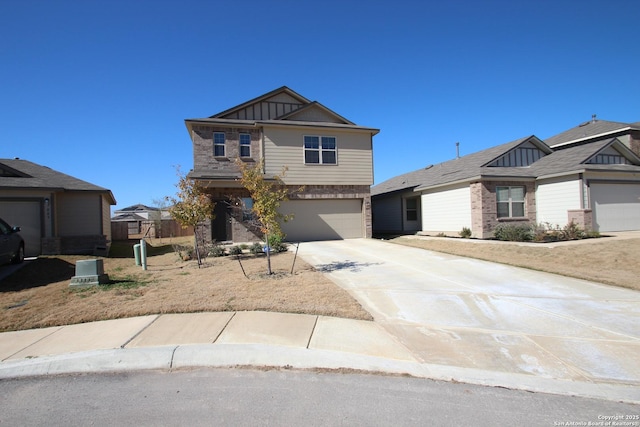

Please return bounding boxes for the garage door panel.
[0,201,42,256]
[591,184,640,232]
[279,200,362,241]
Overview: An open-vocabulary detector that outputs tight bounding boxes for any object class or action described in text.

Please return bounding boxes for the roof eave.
[549,127,632,148]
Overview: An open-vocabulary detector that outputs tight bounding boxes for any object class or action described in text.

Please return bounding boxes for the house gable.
[485,139,551,168]
[0,162,32,178]
[584,140,640,166]
[211,86,310,121]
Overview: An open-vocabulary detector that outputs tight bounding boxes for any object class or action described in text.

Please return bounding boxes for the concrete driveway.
[297,239,640,387]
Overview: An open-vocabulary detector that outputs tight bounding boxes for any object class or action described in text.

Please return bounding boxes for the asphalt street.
[1,368,638,426]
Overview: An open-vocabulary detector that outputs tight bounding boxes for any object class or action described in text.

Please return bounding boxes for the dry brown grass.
[392,236,640,291]
[0,240,372,332]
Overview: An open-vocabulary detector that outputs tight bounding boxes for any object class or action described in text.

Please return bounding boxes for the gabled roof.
[530,138,640,178]
[210,86,311,119]
[372,136,640,197]
[185,86,379,134]
[0,158,116,204]
[115,203,159,213]
[545,118,638,148]
[372,136,544,195]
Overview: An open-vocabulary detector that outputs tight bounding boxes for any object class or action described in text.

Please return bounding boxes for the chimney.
[591,114,597,123]
[456,142,460,159]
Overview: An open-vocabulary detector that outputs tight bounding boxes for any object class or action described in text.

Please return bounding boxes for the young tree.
[166,166,215,267]
[236,159,294,275]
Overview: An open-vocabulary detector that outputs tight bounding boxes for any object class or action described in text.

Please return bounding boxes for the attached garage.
[279,199,363,241]
[590,183,640,232]
[0,200,42,257]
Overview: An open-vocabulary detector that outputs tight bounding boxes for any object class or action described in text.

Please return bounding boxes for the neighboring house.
[372,118,640,238]
[0,158,116,256]
[111,204,163,237]
[185,86,379,242]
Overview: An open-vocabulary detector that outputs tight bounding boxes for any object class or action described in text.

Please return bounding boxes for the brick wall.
[568,209,593,230]
[191,125,261,175]
[470,180,536,238]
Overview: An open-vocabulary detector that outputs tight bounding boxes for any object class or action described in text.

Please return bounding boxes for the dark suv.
[0,216,24,265]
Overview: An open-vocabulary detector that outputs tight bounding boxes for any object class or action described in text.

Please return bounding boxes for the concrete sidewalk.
[1,311,638,404]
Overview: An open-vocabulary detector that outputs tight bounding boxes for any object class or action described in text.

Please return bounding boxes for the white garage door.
[590,183,640,232]
[0,201,42,256]
[279,199,363,241]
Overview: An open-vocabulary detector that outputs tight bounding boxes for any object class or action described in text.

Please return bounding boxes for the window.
[214,132,225,157]
[304,136,337,164]
[406,198,418,221]
[239,133,251,158]
[241,198,254,221]
[496,186,525,218]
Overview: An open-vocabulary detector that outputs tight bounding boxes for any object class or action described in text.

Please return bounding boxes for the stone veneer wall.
[567,209,593,230]
[470,180,537,238]
[191,125,261,175]
[42,235,108,255]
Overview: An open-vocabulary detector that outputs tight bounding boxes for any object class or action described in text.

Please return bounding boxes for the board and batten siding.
[421,185,471,232]
[56,193,102,236]
[262,126,373,185]
[536,177,581,226]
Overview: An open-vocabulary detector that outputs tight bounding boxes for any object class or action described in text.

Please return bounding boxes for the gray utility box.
[69,259,110,288]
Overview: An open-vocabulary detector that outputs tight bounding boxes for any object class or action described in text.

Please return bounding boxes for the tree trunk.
[265,231,272,275]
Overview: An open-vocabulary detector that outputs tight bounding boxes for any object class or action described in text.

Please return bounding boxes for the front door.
[211,201,231,242]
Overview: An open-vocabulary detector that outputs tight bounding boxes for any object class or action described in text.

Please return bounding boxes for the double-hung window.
[304,136,337,165]
[496,186,525,218]
[405,198,418,221]
[214,132,226,157]
[239,133,251,158]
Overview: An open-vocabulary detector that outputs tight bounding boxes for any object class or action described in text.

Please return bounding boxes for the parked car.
[0,216,24,265]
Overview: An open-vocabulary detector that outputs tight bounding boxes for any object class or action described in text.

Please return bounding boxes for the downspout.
[578,173,585,209]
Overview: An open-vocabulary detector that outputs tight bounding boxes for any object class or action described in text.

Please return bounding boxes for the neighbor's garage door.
[0,201,42,256]
[590,183,640,232]
[279,199,363,241]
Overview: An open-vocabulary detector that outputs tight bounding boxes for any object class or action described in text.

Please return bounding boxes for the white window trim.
[239,133,251,158]
[496,186,526,218]
[214,132,226,157]
[303,135,338,165]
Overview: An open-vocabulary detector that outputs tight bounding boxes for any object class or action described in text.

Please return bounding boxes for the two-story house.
[185,86,379,243]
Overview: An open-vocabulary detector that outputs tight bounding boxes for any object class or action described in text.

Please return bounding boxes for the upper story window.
[304,136,337,165]
[496,186,525,218]
[214,132,226,157]
[239,133,251,158]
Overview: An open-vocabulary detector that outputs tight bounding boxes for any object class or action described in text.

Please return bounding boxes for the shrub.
[560,221,586,241]
[493,223,533,242]
[267,233,288,253]
[228,246,243,255]
[208,245,226,257]
[250,242,263,255]
[459,227,472,238]
[239,243,250,250]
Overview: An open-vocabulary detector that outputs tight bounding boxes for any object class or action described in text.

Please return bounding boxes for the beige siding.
[421,185,471,232]
[263,126,373,185]
[102,195,112,241]
[56,193,102,236]
[536,176,581,226]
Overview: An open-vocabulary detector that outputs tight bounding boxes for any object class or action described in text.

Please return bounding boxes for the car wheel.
[11,243,24,264]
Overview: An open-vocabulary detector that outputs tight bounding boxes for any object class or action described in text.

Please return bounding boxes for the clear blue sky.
[2,0,639,212]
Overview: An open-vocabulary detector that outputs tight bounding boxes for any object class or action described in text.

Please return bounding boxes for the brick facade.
[567,209,593,230]
[191,125,260,176]
[470,180,536,238]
